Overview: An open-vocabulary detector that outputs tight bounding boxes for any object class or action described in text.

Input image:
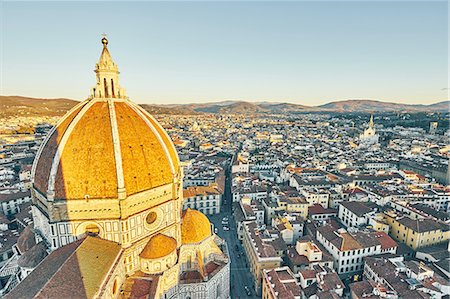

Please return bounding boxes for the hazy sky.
[1,1,448,105]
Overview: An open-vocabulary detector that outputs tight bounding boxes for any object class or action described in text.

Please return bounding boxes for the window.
[112,279,119,295]
[146,212,157,225]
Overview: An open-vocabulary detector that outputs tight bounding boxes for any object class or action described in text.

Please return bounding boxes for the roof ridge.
[34,237,87,298]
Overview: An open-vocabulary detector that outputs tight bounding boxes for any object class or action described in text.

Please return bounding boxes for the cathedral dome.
[32,39,179,201]
[140,234,177,259]
[181,209,211,244]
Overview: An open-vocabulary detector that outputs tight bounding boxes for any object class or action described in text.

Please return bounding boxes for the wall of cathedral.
[33,187,182,251]
[176,262,230,299]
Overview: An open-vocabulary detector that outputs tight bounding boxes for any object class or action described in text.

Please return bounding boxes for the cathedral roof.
[32,39,179,201]
[139,234,177,260]
[5,236,121,299]
[181,209,211,244]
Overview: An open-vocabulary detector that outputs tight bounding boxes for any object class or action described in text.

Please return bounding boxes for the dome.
[140,233,177,259]
[181,209,211,244]
[32,38,179,201]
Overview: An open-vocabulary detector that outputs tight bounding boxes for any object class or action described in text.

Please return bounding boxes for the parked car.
[214,227,218,234]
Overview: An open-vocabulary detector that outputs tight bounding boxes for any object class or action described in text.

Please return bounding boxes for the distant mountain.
[257,102,311,113]
[426,101,449,112]
[0,96,78,117]
[1,96,447,117]
[196,102,268,114]
[140,104,200,115]
[318,99,449,112]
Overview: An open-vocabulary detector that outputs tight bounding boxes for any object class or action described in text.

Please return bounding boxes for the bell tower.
[91,37,126,99]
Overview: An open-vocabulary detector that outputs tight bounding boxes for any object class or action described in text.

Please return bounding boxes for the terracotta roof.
[34,103,87,195]
[120,271,160,299]
[308,204,337,215]
[340,201,377,217]
[17,241,48,268]
[0,190,31,203]
[181,208,211,244]
[33,98,180,200]
[16,225,36,254]
[264,268,302,299]
[6,236,121,299]
[299,269,316,279]
[139,234,177,259]
[397,217,444,233]
[373,232,397,250]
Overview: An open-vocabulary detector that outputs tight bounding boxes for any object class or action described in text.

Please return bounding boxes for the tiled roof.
[397,217,444,233]
[6,236,121,299]
[340,201,376,217]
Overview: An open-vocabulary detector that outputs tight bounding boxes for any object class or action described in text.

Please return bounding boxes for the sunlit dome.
[181,208,211,244]
[32,38,179,201]
[140,234,177,259]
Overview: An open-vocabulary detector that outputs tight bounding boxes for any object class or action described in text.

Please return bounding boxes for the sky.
[1,1,448,105]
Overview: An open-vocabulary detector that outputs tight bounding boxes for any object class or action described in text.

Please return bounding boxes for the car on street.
[222,217,229,221]
[223,226,230,231]
[244,286,252,296]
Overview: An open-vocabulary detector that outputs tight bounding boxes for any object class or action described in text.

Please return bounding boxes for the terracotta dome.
[181,209,211,244]
[32,99,179,200]
[140,233,177,259]
[32,38,179,201]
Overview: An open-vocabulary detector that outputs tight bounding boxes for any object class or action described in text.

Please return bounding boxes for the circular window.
[146,212,157,225]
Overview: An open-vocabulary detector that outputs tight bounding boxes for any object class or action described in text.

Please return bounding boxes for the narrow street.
[208,168,258,299]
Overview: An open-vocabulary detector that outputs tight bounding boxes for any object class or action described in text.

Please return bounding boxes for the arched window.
[187,255,192,269]
[111,79,115,98]
[104,78,109,98]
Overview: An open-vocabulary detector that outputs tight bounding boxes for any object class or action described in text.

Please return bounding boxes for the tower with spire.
[91,37,126,99]
[368,114,374,129]
[359,114,379,148]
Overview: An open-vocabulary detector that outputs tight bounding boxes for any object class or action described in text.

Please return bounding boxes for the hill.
[319,99,449,112]
[0,96,79,117]
[140,104,199,115]
[1,96,447,117]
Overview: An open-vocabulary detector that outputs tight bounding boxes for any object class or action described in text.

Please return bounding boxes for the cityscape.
[1,1,449,299]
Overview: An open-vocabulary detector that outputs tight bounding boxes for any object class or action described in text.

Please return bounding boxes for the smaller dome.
[181,209,211,244]
[140,234,177,259]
